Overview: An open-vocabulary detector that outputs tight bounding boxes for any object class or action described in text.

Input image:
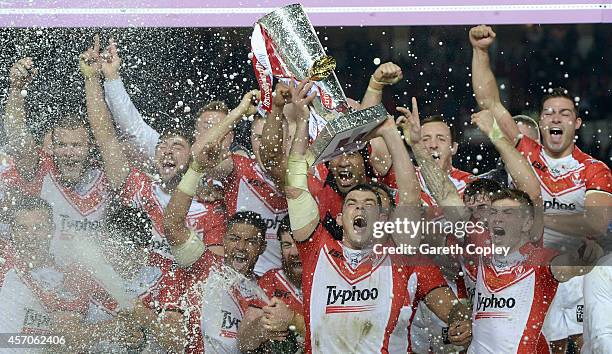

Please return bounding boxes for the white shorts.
[542,275,584,341]
[582,256,612,354]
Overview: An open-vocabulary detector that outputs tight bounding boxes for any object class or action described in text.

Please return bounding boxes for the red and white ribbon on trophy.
[251,23,332,139]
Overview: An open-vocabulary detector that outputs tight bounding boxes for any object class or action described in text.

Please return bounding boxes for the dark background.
[0,24,610,173]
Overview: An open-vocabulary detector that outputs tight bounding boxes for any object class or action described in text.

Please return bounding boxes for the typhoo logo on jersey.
[263,214,285,231]
[476,292,516,311]
[221,310,241,330]
[326,285,379,305]
[59,214,104,233]
[544,198,576,211]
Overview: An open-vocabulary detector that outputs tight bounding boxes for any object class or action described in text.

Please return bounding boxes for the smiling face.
[539,96,581,158]
[420,121,457,172]
[488,198,533,251]
[51,127,91,187]
[337,188,383,250]
[328,152,367,195]
[223,222,266,275]
[154,134,191,187]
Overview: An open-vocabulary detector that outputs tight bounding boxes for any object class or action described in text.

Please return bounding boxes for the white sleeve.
[104,78,160,159]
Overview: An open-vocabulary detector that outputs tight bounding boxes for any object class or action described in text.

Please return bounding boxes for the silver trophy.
[256,4,388,164]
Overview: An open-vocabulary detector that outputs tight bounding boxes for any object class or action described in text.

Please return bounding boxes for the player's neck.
[544,143,575,159]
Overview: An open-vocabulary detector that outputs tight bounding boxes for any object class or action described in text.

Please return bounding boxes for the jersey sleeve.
[413,260,448,303]
[185,250,222,285]
[200,200,227,247]
[515,135,541,158]
[584,159,612,195]
[295,223,330,264]
[141,257,187,312]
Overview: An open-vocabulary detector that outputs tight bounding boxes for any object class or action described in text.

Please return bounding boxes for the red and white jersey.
[121,168,227,259]
[258,268,303,315]
[0,150,109,266]
[515,137,612,248]
[183,251,266,354]
[225,153,288,275]
[466,243,559,354]
[297,225,442,354]
[0,249,95,338]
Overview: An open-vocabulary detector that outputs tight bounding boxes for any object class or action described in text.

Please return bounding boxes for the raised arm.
[2,58,40,178]
[80,35,131,190]
[471,110,543,240]
[399,98,465,210]
[163,133,226,267]
[371,115,422,247]
[260,83,291,187]
[284,87,319,242]
[101,38,160,160]
[361,62,403,176]
[469,25,520,144]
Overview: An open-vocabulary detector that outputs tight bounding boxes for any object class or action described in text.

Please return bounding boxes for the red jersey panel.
[258,268,303,315]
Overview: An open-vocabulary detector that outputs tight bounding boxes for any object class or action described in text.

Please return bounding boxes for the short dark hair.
[369,181,397,209]
[464,179,504,201]
[324,146,376,195]
[228,211,267,242]
[276,215,291,241]
[540,87,578,115]
[106,205,154,249]
[9,196,53,226]
[344,183,382,211]
[421,115,456,142]
[490,188,534,215]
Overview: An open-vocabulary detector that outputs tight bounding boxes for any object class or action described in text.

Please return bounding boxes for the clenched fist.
[469,25,496,51]
[9,57,37,90]
[371,62,403,86]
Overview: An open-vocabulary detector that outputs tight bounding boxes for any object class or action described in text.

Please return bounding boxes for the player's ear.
[451,141,458,155]
[336,213,343,227]
[574,116,582,130]
[259,239,267,256]
[521,212,534,234]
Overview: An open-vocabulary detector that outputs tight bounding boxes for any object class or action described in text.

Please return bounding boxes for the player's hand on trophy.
[471,109,496,136]
[469,25,496,50]
[396,97,422,146]
[371,62,403,86]
[272,82,291,108]
[288,79,316,123]
[79,34,102,79]
[9,57,37,90]
[100,37,122,80]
